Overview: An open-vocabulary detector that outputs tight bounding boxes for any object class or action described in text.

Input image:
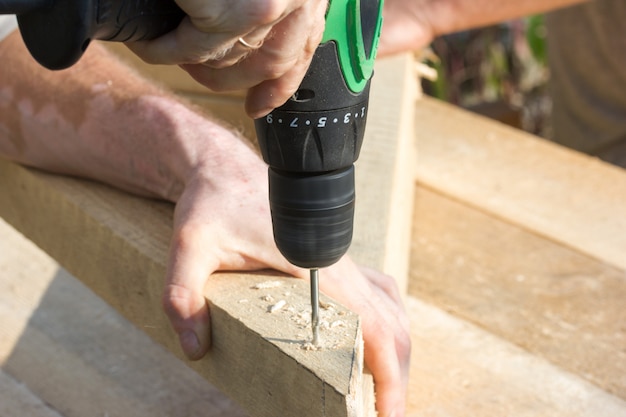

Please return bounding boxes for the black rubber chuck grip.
[269,166,355,268]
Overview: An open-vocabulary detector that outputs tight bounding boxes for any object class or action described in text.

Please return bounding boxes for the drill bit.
[310,268,320,346]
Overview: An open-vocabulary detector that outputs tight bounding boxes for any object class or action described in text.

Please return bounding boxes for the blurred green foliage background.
[422,16,551,138]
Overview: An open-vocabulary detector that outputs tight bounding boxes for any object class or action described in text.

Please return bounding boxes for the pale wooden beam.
[411,186,626,400]
[0,213,247,417]
[414,97,626,272]
[352,54,419,292]
[0,370,64,417]
[406,296,626,416]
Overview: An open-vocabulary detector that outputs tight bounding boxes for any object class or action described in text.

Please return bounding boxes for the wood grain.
[0,218,247,417]
[352,54,419,292]
[0,370,63,417]
[415,97,626,272]
[0,161,371,417]
[410,186,626,399]
[406,296,626,417]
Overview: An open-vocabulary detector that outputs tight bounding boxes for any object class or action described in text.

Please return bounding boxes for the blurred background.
[421,15,551,139]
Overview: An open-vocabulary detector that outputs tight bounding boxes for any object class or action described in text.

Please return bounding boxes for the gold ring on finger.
[237,37,263,49]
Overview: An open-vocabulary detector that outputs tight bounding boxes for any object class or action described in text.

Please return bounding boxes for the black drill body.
[0,0,184,69]
[255,42,371,268]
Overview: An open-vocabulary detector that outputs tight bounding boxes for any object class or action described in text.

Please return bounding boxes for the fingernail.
[179,329,201,360]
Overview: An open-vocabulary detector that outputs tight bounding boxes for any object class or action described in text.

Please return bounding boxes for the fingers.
[163,162,304,361]
[359,269,411,416]
[125,0,325,115]
[362,312,411,417]
[164,222,220,360]
[358,265,405,308]
[128,0,303,64]
[378,0,435,57]
[243,47,316,117]
[320,259,411,417]
[134,0,325,118]
[180,0,325,117]
[126,17,235,64]
[201,26,272,69]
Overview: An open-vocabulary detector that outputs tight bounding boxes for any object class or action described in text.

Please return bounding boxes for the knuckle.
[161,283,194,319]
[247,0,288,26]
[259,60,295,81]
[170,223,200,251]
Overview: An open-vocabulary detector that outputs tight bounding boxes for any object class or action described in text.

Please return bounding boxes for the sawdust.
[300,342,322,351]
[251,281,282,290]
[268,300,286,313]
[245,277,358,352]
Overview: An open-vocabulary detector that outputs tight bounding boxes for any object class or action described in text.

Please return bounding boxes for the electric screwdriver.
[1,0,384,346]
[254,0,383,344]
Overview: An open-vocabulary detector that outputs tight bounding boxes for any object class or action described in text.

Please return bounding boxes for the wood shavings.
[292,311,310,327]
[252,281,282,290]
[261,295,275,303]
[268,300,286,313]
[300,342,322,351]
[319,300,335,310]
[330,320,346,328]
[300,341,340,351]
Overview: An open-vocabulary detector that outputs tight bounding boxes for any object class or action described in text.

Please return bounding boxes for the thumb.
[163,225,220,360]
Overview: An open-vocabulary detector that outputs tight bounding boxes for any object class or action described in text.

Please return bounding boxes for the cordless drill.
[0,0,384,346]
[254,0,383,344]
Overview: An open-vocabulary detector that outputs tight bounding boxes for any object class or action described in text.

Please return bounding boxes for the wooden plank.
[352,54,419,291]
[414,96,626,272]
[0,162,372,417]
[0,370,64,417]
[406,296,626,417]
[410,186,626,399]
[0,218,247,417]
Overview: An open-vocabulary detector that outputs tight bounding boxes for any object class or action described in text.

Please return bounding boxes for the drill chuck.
[268,166,355,268]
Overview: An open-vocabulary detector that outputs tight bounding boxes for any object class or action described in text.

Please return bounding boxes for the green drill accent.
[322,0,384,93]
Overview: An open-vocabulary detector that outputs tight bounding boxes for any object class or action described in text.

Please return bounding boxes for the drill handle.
[4,0,184,70]
[0,0,49,15]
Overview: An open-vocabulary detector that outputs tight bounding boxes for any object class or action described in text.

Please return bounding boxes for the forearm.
[0,31,252,202]
[379,0,589,56]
